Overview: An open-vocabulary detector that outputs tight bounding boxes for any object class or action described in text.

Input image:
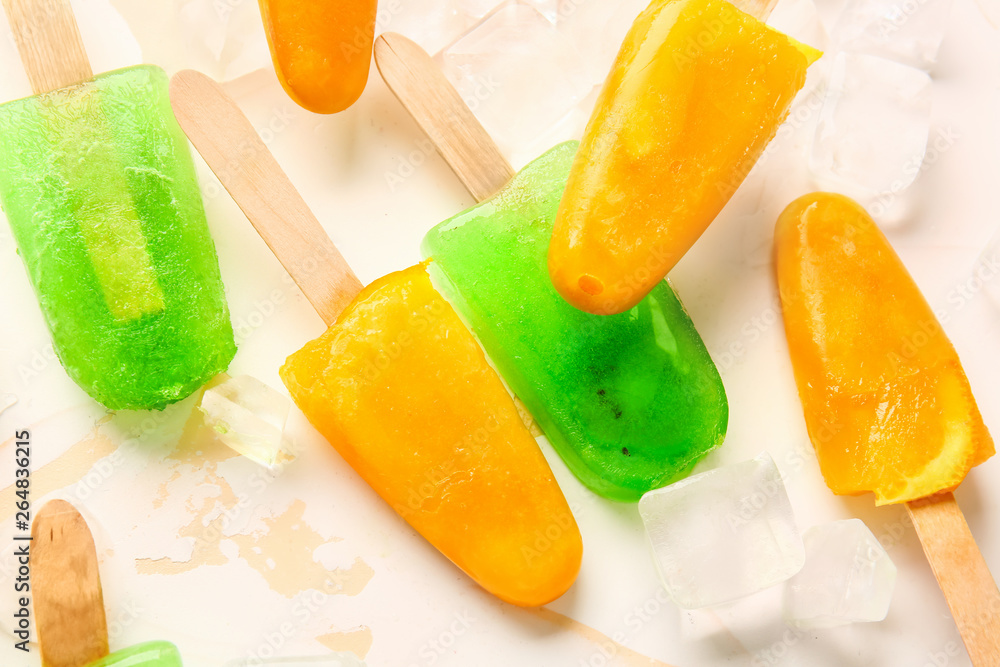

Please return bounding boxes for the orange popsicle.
[549,0,820,315]
[775,193,994,505]
[259,0,378,113]
[281,264,582,606]
[170,70,581,607]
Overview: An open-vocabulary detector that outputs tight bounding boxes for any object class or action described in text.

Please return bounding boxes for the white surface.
[783,519,898,629]
[639,453,805,609]
[0,0,998,666]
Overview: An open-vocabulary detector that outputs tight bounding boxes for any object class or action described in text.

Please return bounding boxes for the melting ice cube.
[199,375,291,467]
[783,519,897,629]
[638,452,805,609]
[833,0,953,69]
[439,3,593,161]
[809,53,932,219]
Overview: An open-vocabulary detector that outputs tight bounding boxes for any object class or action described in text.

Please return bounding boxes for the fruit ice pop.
[281,264,582,605]
[422,141,728,502]
[171,69,582,607]
[775,193,994,505]
[0,65,236,410]
[85,642,182,666]
[549,0,821,315]
[259,0,378,113]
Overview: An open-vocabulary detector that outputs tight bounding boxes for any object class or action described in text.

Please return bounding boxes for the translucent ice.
[783,519,897,629]
[199,375,291,467]
[767,0,830,51]
[809,53,932,212]
[384,0,472,55]
[638,452,805,609]
[833,0,953,69]
[109,0,272,81]
[439,3,593,159]
[554,0,649,86]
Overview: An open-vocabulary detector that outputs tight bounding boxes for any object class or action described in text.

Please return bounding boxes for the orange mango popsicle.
[259,0,377,113]
[281,264,582,606]
[775,193,994,505]
[549,0,821,315]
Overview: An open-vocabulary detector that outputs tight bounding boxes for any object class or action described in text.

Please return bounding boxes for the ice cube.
[109,0,272,81]
[198,375,291,467]
[554,0,648,86]
[766,0,830,51]
[439,3,593,162]
[638,452,805,609]
[783,519,897,629]
[809,53,932,218]
[832,0,953,69]
[382,0,472,56]
[458,0,507,21]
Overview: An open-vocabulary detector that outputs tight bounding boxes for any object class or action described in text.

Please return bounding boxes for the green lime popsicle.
[0,65,235,410]
[422,142,728,501]
[85,641,182,666]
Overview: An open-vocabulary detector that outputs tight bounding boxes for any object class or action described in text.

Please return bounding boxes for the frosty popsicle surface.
[423,141,728,501]
[259,0,378,113]
[0,65,235,410]
[775,193,993,505]
[549,0,821,315]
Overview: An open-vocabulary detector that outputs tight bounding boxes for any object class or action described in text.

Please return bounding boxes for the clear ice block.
[439,3,592,158]
[385,0,471,55]
[809,53,932,211]
[638,452,805,608]
[832,0,952,69]
[783,519,897,629]
[199,375,291,467]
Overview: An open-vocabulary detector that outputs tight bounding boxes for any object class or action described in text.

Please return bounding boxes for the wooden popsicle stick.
[1,0,92,95]
[907,493,1000,664]
[169,70,363,327]
[374,33,514,202]
[31,499,109,667]
[169,69,543,435]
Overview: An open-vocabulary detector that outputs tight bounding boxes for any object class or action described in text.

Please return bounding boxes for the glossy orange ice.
[549,0,820,315]
[775,193,994,505]
[280,264,583,606]
[259,0,377,113]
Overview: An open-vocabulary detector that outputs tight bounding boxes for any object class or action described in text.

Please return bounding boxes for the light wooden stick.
[32,500,109,667]
[374,33,514,202]
[169,70,363,327]
[376,26,1000,666]
[907,493,1000,664]
[1,0,92,95]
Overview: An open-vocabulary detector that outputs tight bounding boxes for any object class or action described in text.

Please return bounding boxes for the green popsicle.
[0,65,235,410]
[422,142,728,501]
[85,641,183,666]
